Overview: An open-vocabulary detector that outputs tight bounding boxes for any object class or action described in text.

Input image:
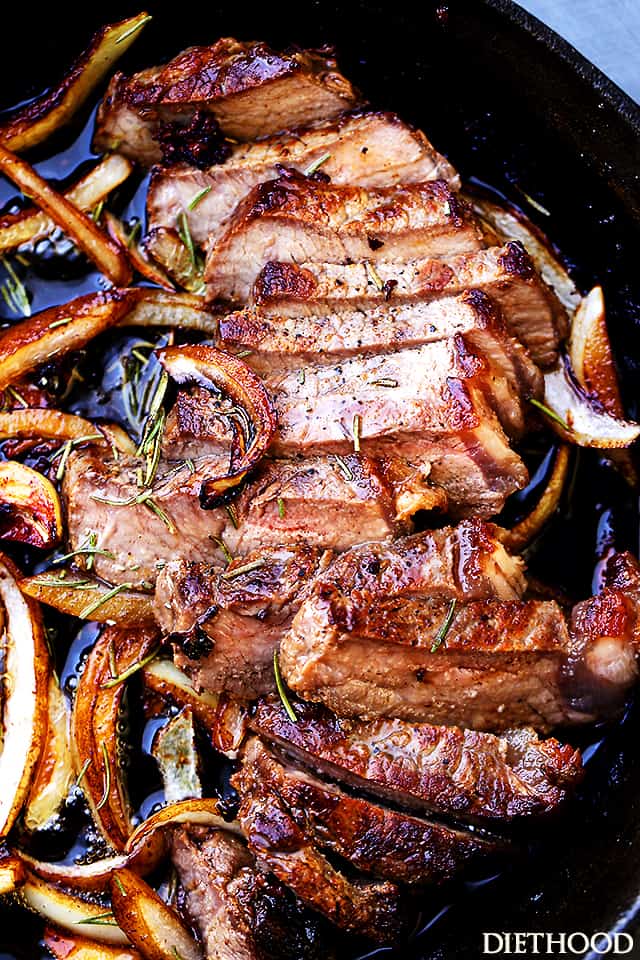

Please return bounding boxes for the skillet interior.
[0,1,639,955]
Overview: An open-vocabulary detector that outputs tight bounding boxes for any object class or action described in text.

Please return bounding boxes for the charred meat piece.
[147,111,460,245]
[231,757,405,942]
[172,826,329,960]
[62,450,403,587]
[251,698,584,823]
[232,738,501,886]
[156,545,332,698]
[94,39,360,163]
[204,174,483,303]
[251,242,568,368]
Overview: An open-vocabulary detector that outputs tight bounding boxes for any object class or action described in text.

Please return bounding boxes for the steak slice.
[251,241,568,367]
[62,450,401,587]
[94,39,360,163]
[147,111,460,244]
[230,759,405,941]
[171,826,328,960]
[251,698,584,823]
[205,175,483,303]
[232,738,500,886]
[156,545,332,698]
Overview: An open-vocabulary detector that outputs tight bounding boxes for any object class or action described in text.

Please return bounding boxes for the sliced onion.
[104,214,176,291]
[71,626,160,850]
[152,707,202,803]
[20,569,156,626]
[0,144,132,286]
[0,290,133,390]
[0,13,151,152]
[501,445,570,553]
[121,289,217,333]
[142,228,204,294]
[23,674,74,831]
[0,460,62,548]
[19,873,129,946]
[543,361,640,449]
[158,345,276,505]
[44,927,140,959]
[0,853,26,895]
[569,286,624,417]
[0,408,134,453]
[125,798,242,859]
[0,554,50,837]
[0,154,133,255]
[143,659,248,758]
[110,868,202,960]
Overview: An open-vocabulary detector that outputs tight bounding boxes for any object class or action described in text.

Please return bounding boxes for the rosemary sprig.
[330,454,354,482]
[277,497,286,519]
[352,414,361,453]
[529,398,569,431]
[145,497,177,534]
[95,742,111,811]
[101,645,160,689]
[225,503,239,529]
[34,577,97,589]
[220,558,266,581]
[1,256,31,316]
[6,385,28,408]
[431,599,457,653]
[304,152,331,176]
[78,582,134,620]
[273,651,298,723]
[115,13,152,44]
[188,186,212,210]
[210,536,233,565]
[54,538,115,567]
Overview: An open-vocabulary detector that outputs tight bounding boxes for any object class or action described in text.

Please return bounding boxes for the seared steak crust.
[251,698,584,822]
[95,39,360,163]
[252,242,567,368]
[233,738,498,886]
[205,174,483,303]
[147,111,460,244]
[172,826,328,960]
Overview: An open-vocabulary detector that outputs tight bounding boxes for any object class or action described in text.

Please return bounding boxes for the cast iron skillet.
[0,2,639,957]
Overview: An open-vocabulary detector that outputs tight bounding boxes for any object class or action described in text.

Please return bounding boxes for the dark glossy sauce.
[0,80,638,960]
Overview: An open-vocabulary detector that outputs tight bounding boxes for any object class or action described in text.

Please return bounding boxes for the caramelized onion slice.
[142,227,204,294]
[569,286,625,417]
[0,13,151,152]
[19,874,129,946]
[111,869,202,960]
[0,144,132,285]
[0,460,62,548]
[501,445,570,553]
[0,554,50,837]
[543,361,640,449]
[0,291,132,390]
[143,659,248,758]
[23,674,74,831]
[158,345,276,504]
[0,154,133,254]
[20,570,156,626]
[0,854,26,895]
[44,928,141,960]
[0,409,133,453]
[125,798,241,860]
[104,214,176,291]
[122,289,217,333]
[71,626,160,850]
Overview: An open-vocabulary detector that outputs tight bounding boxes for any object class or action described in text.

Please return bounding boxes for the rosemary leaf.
[274,651,298,723]
[115,14,152,44]
[330,454,354,482]
[352,414,362,453]
[188,186,212,210]
[529,398,569,431]
[303,152,331,176]
[113,874,127,897]
[431,599,457,653]
[75,757,92,787]
[372,378,398,388]
[220,558,266,581]
[76,912,118,926]
[101,645,160,689]
[277,497,286,519]
[78,582,135,620]
[95,742,111,811]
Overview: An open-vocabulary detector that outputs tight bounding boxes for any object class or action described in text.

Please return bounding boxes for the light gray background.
[519,0,640,104]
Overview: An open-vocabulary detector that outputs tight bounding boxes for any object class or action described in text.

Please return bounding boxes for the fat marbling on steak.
[94,38,360,164]
[147,110,460,245]
[204,174,483,303]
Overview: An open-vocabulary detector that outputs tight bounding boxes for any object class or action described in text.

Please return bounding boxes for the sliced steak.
[231,758,405,941]
[156,545,332,698]
[232,738,500,886]
[251,241,568,367]
[205,175,483,303]
[251,698,584,823]
[62,450,401,587]
[171,826,328,960]
[147,111,460,244]
[95,39,360,163]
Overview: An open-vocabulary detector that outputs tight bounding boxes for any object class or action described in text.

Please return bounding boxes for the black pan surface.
[0,2,639,957]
